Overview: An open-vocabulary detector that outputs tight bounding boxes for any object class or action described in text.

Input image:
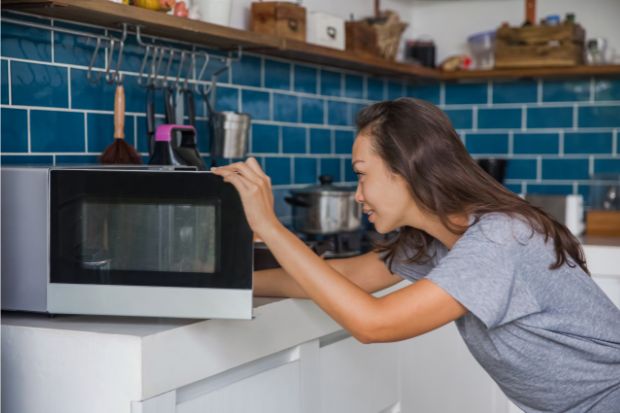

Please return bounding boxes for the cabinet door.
[399,322,518,413]
[319,334,399,413]
[176,361,302,413]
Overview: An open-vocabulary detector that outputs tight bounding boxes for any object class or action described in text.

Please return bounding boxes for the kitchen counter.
[1,283,406,413]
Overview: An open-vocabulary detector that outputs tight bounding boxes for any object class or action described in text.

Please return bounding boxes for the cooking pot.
[285,175,362,235]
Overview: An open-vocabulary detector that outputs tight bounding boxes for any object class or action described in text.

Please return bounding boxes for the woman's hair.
[357,97,589,275]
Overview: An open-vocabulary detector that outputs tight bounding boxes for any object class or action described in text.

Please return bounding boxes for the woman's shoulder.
[468,212,537,246]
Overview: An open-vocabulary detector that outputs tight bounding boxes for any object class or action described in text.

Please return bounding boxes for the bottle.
[149,124,186,166]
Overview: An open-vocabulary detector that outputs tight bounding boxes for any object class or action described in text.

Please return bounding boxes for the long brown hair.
[357,98,589,275]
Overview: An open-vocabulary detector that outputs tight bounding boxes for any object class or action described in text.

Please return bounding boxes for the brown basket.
[372,11,408,61]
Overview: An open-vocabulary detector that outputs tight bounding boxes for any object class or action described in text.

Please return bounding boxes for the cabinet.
[399,323,519,413]
[319,334,400,413]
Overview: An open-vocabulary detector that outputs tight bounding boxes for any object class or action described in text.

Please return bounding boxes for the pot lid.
[290,175,356,195]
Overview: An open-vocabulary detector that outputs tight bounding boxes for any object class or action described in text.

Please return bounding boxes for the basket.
[372,11,408,61]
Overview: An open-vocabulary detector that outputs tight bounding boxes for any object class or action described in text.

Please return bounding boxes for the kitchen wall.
[1,11,619,224]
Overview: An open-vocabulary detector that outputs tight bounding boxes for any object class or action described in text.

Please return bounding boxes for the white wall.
[407,0,620,63]
[226,0,620,65]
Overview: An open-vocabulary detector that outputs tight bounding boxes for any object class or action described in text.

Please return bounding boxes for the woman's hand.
[210,157,279,237]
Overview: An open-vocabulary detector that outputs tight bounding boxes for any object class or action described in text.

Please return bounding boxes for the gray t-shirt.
[389,213,620,413]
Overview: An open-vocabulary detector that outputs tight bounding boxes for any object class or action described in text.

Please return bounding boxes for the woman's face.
[352,133,424,234]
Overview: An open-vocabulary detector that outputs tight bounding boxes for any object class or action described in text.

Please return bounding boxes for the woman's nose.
[354,184,364,204]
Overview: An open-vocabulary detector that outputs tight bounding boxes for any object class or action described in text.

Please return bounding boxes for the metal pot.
[209,110,251,158]
[285,175,362,235]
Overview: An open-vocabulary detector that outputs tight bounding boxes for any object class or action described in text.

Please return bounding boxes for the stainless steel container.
[286,175,362,235]
[210,111,251,158]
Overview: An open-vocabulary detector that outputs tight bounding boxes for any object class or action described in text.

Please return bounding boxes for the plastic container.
[467,30,496,69]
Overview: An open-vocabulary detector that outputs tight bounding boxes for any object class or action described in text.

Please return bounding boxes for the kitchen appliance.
[285,175,362,235]
[1,166,253,319]
[525,194,584,236]
[307,12,345,50]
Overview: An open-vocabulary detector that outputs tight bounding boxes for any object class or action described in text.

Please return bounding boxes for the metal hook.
[113,23,128,84]
[162,48,175,88]
[183,48,196,91]
[146,46,159,87]
[138,43,152,86]
[86,37,102,84]
[105,39,116,84]
[175,50,187,90]
[195,51,210,94]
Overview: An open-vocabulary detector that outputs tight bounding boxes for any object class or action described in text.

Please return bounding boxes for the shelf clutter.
[3,0,620,82]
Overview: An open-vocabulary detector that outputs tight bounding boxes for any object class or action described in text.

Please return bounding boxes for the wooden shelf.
[442,65,620,80]
[4,0,620,82]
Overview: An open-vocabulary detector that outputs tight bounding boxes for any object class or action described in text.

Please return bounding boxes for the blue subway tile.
[327,101,350,126]
[273,93,298,122]
[12,61,68,108]
[87,113,137,153]
[54,31,105,68]
[117,34,147,75]
[542,80,589,102]
[594,79,620,101]
[492,80,537,103]
[564,132,613,154]
[215,86,239,112]
[282,126,306,154]
[335,130,355,154]
[505,184,522,194]
[31,110,84,152]
[231,55,261,87]
[525,184,572,195]
[251,124,279,154]
[241,90,270,120]
[294,65,317,94]
[444,109,472,130]
[344,158,356,182]
[122,75,147,114]
[295,157,317,184]
[514,133,559,154]
[1,108,28,152]
[2,60,8,104]
[445,82,487,105]
[577,185,591,206]
[350,103,366,126]
[527,107,573,129]
[310,128,331,154]
[478,108,521,129]
[56,155,100,165]
[542,159,589,180]
[505,159,537,180]
[578,106,620,128]
[300,97,324,124]
[320,158,341,182]
[1,22,51,61]
[194,120,211,153]
[594,159,620,174]
[320,69,341,97]
[367,78,385,101]
[265,59,291,91]
[265,157,291,185]
[465,133,508,154]
[387,81,404,100]
[344,74,363,99]
[1,155,53,165]
[71,68,114,110]
[405,83,440,104]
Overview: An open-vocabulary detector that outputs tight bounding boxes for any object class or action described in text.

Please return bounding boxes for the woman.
[211,98,620,412]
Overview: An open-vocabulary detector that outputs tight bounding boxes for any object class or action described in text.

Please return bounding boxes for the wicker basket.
[372,11,408,61]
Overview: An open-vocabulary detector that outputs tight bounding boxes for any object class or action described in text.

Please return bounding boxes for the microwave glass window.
[80,200,218,273]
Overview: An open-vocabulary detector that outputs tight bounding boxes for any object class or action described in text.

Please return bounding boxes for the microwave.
[1,166,253,319]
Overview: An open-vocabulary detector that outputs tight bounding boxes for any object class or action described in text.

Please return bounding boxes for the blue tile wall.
[2,13,619,223]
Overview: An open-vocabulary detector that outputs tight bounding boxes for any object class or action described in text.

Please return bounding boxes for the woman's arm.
[254,251,403,298]
[212,159,467,344]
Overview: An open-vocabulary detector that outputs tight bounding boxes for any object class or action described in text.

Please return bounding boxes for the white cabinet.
[399,323,518,413]
[176,361,302,413]
[319,333,400,413]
